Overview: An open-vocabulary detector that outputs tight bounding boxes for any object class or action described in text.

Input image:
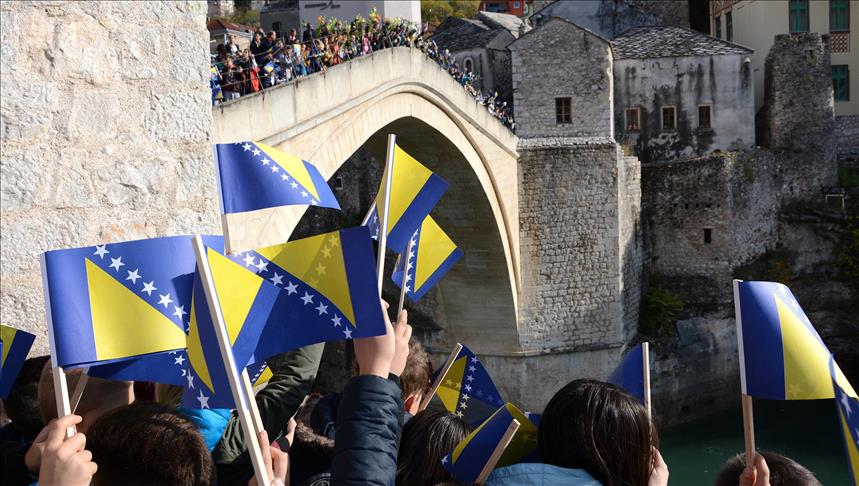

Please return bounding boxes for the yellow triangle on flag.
[498,403,538,468]
[207,248,263,344]
[0,325,17,366]
[186,292,214,393]
[258,142,319,201]
[86,259,186,362]
[438,355,467,416]
[257,232,356,325]
[377,145,433,232]
[414,216,457,291]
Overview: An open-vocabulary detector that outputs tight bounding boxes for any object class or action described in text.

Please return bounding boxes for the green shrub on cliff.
[640,287,683,336]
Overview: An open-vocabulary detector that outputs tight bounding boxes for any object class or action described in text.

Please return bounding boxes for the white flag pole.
[240,368,265,435]
[396,236,416,317]
[642,342,651,419]
[70,369,90,415]
[476,419,521,484]
[375,134,397,295]
[733,279,756,468]
[192,235,270,486]
[41,253,75,439]
[419,343,464,412]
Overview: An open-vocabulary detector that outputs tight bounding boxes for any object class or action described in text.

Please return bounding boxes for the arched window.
[464,57,474,73]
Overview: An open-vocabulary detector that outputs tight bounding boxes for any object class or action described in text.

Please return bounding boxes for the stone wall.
[760,33,835,153]
[532,0,689,39]
[516,138,628,351]
[0,1,213,355]
[619,155,643,338]
[509,17,613,139]
[835,115,859,161]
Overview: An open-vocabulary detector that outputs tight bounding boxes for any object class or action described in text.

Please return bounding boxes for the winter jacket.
[213,343,325,486]
[331,374,403,486]
[487,463,603,486]
[180,408,231,451]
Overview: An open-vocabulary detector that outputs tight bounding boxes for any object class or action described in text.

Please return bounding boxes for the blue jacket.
[487,463,603,486]
[331,374,403,486]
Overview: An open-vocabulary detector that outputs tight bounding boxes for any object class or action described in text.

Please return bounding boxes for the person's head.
[539,379,655,486]
[37,361,134,433]
[396,409,472,486]
[3,355,50,441]
[254,32,262,42]
[400,341,431,415]
[87,402,214,486]
[714,451,821,486]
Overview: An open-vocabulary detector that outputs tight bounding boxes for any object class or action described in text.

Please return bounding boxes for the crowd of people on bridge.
[209,11,514,131]
[1,301,824,486]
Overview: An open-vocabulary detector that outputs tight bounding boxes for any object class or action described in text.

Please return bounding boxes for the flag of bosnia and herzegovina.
[41,235,223,369]
[228,226,387,365]
[0,324,36,398]
[391,215,463,302]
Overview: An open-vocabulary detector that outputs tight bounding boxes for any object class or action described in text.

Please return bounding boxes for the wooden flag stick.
[733,279,755,467]
[420,343,464,412]
[70,369,90,415]
[41,253,75,439]
[240,368,265,435]
[642,342,651,419]
[396,236,416,317]
[192,235,270,486]
[476,419,521,484]
[375,134,397,295]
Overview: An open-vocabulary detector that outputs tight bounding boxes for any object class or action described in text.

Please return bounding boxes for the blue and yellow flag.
[42,236,223,369]
[430,344,503,427]
[607,343,646,404]
[0,325,36,399]
[442,403,538,483]
[87,350,189,386]
[736,281,856,400]
[365,144,448,252]
[215,142,340,214]
[831,357,859,485]
[229,226,387,364]
[391,216,462,302]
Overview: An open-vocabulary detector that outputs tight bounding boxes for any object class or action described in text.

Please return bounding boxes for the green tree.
[422,0,480,27]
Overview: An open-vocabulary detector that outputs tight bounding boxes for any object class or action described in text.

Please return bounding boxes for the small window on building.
[464,57,474,73]
[556,97,572,124]
[830,0,850,32]
[698,105,712,129]
[513,1,521,8]
[726,12,733,41]
[833,65,850,101]
[272,21,282,34]
[661,106,676,131]
[625,107,640,131]
[789,0,809,33]
[704,228,712,244]
[333,176,344,190]
[715,15,722,38]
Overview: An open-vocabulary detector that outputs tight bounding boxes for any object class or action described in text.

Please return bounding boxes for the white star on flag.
[254,260,269,273]
[460,401,468,409]
[243,254,255,267]
[186,372,195,389]
[441,457,448,465]
[252,148,261,156]
[842,393,853,417]
[270,165,279,173]
[280,173,289,180]
[196,390,210,409]
[174,355,186,365]
[300,292,314,305]
[471,356,479,363]
[109,256,124,271]
[158,293,173,308]
[261,157,270,165]
[93,245,109,259]
[173,305,187,320]
[469,365,476,372]
[343,328,353,339]
[310,199,318,206]
[464,384,472,392]
[285,282,298,295]
[315,303,328,315]
[270,272,284,286]
[141,281,157,295]
[300,190,309,198]
[466,375,474,382]
[126,269,141,284]
[332,315,342,327]
[290,181,298,189]
[242,143,251,151]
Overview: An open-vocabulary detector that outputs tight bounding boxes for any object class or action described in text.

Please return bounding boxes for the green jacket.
[213,343,324,485]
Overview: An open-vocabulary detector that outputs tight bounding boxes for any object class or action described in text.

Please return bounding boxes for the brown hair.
[396,409,472,486]
[37,361,132,428]
[3,355,50,441]
[539,379,656,486]
[87,402,215,486]
[400,340,431,401]
[714,451,821,486]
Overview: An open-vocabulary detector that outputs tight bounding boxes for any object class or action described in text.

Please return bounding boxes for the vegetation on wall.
[421,0,480,27]
[640,287,683,336]
[734,247,793,285]
[225,0,260,25]
[838,166,859,188]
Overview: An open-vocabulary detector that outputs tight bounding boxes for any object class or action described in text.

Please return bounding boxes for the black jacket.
[331,375,403,486]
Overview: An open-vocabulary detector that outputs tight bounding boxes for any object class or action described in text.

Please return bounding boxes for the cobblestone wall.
[835,115,859,161]
[0,1,213,355]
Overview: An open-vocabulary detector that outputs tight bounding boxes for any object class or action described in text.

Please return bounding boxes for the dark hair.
[714,451,821,486]
[400,340,431,401]
[396,409,472,486]
[87,402,215,486]
[3,355,49,441]
[539,379,656,486]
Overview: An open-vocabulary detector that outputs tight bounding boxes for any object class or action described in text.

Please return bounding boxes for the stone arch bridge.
[212,47,640,409]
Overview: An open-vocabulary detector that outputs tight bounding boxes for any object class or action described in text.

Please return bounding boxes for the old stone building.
[529,0,689,38]
[612,26,755,163]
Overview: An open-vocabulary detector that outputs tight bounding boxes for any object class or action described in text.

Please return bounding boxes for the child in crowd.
[714,451,822,486]
[396,409,472,486]
[487,379,669,486]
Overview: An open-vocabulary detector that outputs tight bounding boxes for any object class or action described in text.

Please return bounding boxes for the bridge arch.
[213,47,522,353]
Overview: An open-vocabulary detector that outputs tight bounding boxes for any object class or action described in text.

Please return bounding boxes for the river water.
[660,398,852,485]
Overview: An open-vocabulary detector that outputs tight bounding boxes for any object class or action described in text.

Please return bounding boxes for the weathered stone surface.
[0,1,212,355]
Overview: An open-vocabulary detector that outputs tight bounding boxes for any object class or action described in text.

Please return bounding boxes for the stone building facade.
[530,0,689,38]
[0,1,215,354]
[612,26,755,163]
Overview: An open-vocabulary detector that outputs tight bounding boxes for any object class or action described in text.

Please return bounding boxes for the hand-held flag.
[830,357,859,486]
[442,403,538,484]
[41,236,223,369]
[426,344,503,427]
[607,342,651,415]
[230,226,387,364]
[0,325,36,398]
[391,215,463,303]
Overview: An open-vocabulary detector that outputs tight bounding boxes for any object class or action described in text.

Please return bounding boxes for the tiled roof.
[207,18,256,34]
[475,11,523,37]
[612,25,753,59]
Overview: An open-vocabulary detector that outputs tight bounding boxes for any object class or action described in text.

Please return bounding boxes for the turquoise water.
[660,399,852,485]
